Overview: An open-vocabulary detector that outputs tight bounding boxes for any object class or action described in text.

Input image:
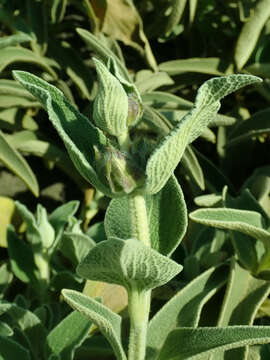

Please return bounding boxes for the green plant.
[10,56,270,360]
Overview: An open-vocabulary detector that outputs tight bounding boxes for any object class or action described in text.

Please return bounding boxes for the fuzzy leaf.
[47,310,92,360]
[12,70,112,196]
[61,289,126,360]
[147,265,227,360]
[105,176,187,256]
[214,259,270,360]
[0,302,47,359]
[0,46,55,77]
[0,130,39,197]
[76,28,130,81]
[157,326,270,360]
[0,33,32,49]
[227,108,270,148]
[145,75,261,194]
[77,237,182,291]
[181,145,205,190]
[159,58,233,76]
[235,0,270,70]
[189,208,270,245]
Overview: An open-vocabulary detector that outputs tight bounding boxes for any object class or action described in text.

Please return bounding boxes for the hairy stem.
[128,193,151,360]
[130,194,151,247]
[128,289,151,360]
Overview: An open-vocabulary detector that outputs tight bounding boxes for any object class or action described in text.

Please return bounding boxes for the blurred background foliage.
[1,0,270,359]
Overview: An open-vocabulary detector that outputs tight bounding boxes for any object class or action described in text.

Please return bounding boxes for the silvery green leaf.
[47,310,92,360]
[0,33,32,49]
[0,130,39,197]
[235,0,270,70]
[144,74,261,194]
[15,201,41,246]
[213,259,270,360]
[0,302,46,359]
[76,28,131,81]
[194,194,222,207]
[61,289,126,360]
[49,201,79,237]
[0,47,56,77]
[227,108,270,148]
[189,208,270,245]
[105,176,187,256]
[147,265,227,360]
[12,71,113,196]
[181,145,205,190]
[60,233,95,266]
[77,237,182,291]
[135,70,174,93]
[157,326,270,360]
[93,58,129,137]
[159,57,233,76]
[141,91,193,110]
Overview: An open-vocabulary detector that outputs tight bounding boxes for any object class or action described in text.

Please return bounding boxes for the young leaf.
[0,130,39,197]
[157,326,270,360]
[49,201,79,237]
[12,70,112,196]
[77,237,182,291]
[61,289,127,360]
[147,265,227,360]
[144,74,261,194]
[47,310,92,360]
[15,202,41,246]
[105,176,187,256]
[235,0,270,70]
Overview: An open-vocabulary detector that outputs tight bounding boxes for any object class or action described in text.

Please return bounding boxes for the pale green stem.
[34,252,50,302]
[128,194,151,360]
[128,289,151,360]
[130,194,151,247]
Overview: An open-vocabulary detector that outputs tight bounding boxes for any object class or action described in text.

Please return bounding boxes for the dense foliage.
[1,1,270,359]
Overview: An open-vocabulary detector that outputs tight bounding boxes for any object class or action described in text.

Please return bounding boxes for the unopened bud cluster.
[92,58,146,196]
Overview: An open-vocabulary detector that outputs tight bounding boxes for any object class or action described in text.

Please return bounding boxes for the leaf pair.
[13,69,261,197]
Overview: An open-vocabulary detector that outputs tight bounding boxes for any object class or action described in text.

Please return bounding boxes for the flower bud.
[107,57,143,127]
[93,58,129,137]
[94,146,145,195]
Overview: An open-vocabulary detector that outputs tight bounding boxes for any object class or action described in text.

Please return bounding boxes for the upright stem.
[130,194,151,247]
[128,193,151,360]
[128,289,151,360]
